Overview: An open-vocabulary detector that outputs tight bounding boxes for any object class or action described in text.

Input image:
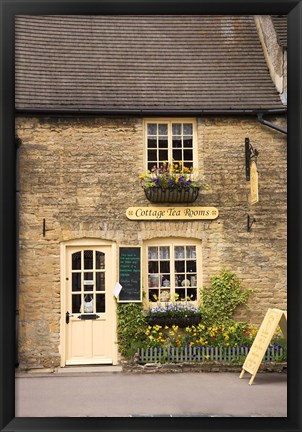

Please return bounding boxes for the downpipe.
[257,113,287,135]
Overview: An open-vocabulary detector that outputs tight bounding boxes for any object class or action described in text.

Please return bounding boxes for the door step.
[57,365,123,374]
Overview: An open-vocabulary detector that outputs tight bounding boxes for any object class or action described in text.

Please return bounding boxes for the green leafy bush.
[116,303,148,359]
[200,269,252,327]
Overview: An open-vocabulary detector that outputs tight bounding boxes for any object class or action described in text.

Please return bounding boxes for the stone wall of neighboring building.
[255,16,287,104]
[15,115,287,368]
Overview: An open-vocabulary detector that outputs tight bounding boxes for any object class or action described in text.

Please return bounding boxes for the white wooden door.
[65,246,114,365]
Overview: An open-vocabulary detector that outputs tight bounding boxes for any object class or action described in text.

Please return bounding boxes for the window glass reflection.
[72,252,81,270]
[84,250,93,269]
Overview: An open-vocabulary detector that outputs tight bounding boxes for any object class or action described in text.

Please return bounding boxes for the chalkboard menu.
[118,247,142,302]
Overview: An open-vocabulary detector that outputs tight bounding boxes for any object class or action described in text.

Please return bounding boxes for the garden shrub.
[200,269,252,327]
[115,270,289,363]
[116,302,148,359]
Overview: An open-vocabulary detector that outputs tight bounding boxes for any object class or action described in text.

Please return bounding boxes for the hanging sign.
[250,161,259,205]
[126,206,219,221]
[239,308,287,385]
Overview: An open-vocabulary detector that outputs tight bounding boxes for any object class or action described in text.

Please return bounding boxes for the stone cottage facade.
[15,15,287,369]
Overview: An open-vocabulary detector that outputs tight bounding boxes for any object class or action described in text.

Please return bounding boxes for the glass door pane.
[71,250,106,314]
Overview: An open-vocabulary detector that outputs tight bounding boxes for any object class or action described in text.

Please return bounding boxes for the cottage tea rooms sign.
[126,206,219,220]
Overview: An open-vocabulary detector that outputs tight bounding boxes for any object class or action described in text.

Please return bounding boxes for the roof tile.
[15,15,285,112]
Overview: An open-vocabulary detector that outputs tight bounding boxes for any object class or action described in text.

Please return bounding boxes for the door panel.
[65,246,114,365]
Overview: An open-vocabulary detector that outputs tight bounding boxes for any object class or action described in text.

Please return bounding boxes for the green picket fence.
[137,346,285,364]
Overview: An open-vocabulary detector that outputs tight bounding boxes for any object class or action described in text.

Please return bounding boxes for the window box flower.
[144,187,199,204]
[146,303,201,328]
[140,162,206,204]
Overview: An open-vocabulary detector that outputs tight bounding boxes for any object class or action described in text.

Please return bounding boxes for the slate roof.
[272,15,287,48]
[15,15,285,113]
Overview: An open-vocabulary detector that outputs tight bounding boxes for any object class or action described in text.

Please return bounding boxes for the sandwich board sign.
[239,308,287,385]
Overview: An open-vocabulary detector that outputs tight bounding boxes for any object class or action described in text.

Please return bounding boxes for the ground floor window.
[146,240,200,303]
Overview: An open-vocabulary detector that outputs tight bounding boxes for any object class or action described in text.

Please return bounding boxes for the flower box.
[147,303,201,328]
[146,313,201,328]
[144,187,199,204]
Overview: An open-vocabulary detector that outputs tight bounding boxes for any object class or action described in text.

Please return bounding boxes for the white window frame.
[143,118,198,172]
[144,238,201,306]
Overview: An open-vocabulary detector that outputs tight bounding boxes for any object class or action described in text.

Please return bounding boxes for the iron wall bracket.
[247,214,256,232]
[245,137,259,181]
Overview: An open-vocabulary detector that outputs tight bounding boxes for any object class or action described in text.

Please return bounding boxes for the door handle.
[66,311,73,324]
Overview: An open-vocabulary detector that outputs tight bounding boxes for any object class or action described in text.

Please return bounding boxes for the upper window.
[145,120,196,172]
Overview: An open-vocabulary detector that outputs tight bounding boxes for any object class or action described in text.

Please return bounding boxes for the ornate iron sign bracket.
[245,137,259,181]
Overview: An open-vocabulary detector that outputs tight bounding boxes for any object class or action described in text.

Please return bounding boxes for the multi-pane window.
[147,244,198,303]
[71,250,106,314]
[146,120,195,172]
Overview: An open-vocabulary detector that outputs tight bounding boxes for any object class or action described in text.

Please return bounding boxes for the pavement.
[15,366,287,417]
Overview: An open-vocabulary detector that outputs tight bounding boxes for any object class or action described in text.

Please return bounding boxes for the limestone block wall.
[255,16,287,103]
[15,115,287,368]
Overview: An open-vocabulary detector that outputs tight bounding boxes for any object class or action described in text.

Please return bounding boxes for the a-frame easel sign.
[239,308,287,385]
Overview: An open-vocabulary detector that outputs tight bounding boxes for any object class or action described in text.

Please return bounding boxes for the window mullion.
[156,124,159,167]
[171,245,175,301]
[168,121,172,165]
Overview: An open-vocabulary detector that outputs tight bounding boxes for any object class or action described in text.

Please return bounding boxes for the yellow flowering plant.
[139,161,205,191]
[141,321,259,349]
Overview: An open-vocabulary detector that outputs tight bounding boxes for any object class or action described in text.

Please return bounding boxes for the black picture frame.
[0,1,301,431]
